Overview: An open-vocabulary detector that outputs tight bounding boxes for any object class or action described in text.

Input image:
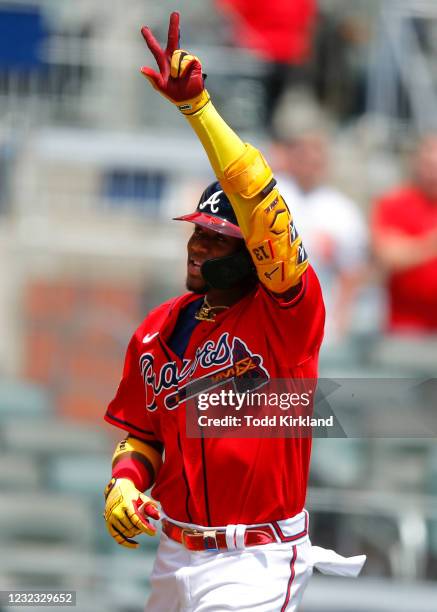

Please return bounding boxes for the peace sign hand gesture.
[140,11,209,113]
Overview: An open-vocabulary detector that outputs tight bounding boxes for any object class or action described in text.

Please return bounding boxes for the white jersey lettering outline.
[139,332,269,411]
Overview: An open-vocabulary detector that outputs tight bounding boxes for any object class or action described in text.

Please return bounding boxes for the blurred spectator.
[313,6,370,121]
[216,0,317,63]
[272,91,368,343]
[372,134,437,334]
[216,0,318,125]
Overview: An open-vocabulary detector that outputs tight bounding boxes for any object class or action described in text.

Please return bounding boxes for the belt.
[162,518,277,552]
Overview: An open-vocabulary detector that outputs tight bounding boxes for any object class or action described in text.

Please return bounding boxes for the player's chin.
[186,274,207,294]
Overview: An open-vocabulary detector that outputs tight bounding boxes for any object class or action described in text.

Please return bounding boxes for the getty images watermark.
[196,388,333,429]
[185,380,337,438]
[185,378,437,439]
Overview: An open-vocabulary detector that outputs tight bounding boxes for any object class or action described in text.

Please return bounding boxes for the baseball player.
[103,12,366,611]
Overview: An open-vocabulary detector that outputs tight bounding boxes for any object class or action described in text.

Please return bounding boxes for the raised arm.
[141,12,308,296]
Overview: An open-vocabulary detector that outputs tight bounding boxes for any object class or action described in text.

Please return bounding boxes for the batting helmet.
[173,181,256,289]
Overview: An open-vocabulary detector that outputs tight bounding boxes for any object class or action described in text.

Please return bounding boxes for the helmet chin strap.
[201,250,257,290]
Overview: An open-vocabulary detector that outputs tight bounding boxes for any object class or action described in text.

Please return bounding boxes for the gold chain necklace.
[195,296,230,322]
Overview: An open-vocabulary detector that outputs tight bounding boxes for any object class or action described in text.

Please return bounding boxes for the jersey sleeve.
[258,264,325,365]
[104,332,159,442]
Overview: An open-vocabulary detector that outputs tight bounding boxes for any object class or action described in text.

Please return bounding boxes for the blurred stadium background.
[0,0,436,610]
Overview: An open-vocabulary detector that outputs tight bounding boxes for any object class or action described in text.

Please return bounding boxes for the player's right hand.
[103,477,160,548]
[140,12,208,112]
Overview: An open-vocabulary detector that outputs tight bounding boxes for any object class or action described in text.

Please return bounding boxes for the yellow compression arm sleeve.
[186,101,246,183]
[184,98,308,292]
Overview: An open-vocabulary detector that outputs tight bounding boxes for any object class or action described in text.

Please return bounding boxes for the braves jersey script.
[105,265,324,526]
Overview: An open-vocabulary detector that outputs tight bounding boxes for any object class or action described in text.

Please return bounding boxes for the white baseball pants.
[145,511,366,612]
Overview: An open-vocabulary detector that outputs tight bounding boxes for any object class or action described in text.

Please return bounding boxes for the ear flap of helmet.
[201,249,257,290]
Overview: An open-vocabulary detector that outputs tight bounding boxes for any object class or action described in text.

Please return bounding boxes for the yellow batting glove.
[103,477,160,549]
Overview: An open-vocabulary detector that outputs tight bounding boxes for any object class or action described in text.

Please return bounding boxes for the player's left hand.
[103,477,160,549]
[140,11,206,105]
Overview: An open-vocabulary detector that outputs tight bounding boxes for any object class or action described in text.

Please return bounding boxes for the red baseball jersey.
[105,265,324,526]
[372,185,437,332]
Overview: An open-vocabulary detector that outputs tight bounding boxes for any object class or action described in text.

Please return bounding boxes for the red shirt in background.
[217,0,317,64]
[372,185,437,333]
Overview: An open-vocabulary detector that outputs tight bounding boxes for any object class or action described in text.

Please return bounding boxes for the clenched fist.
[104,477,160,548]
